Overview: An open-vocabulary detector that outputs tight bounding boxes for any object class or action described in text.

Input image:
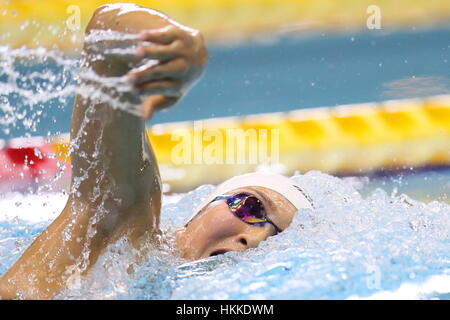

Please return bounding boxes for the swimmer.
[0,3,313,299]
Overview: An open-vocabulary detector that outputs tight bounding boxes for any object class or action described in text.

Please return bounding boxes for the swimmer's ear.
[141,95,180,120]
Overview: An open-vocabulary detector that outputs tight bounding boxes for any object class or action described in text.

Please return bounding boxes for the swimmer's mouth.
[209,249,231,257]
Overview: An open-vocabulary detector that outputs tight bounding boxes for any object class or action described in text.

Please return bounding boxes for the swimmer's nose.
[208,236,249,257]
[235,231,264,249]
[237,235,248,248]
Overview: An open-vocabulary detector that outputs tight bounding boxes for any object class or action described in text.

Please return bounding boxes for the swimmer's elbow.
[85,4,113,33]
[86,3,126,33]
[86,3,171,35]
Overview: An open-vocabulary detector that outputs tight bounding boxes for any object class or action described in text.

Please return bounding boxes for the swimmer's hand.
[127,26,208,119]
[83,10,207,120]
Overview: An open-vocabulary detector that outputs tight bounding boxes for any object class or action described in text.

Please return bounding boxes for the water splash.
[0,39,154,292]
[0,46,77,137]
[0,30,156,138]
[0,36,448,300]
[0,171,448,299]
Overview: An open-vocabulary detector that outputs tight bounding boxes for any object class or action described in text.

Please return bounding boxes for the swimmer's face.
[174,186,297,260]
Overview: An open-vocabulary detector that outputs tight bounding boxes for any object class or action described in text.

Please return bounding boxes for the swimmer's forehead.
[209,172,312,212]
[225,185,292,203]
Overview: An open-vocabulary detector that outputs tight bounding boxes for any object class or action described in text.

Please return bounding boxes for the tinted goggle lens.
[211,193,282,234]
[228,193,266,224]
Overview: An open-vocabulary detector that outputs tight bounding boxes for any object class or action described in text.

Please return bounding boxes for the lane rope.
[1,95,449,192]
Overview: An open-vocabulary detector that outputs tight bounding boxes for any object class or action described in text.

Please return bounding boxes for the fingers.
[128,58,188,84]
[135,40,183,60]
[134,80,182,97]
[85,34,142,55]
[141,95,180,120]
[85,26,184,62]
[135,26,188,60]
[139,25,181,44]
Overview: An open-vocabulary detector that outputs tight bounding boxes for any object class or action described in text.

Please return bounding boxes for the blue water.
[0,171,449,299]
[2,27,450,140]
[0,28,449,299]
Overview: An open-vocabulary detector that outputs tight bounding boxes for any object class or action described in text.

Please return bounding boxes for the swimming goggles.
[209,193,283,235]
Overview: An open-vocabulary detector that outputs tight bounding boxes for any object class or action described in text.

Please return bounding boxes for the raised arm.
[0,3,207,299]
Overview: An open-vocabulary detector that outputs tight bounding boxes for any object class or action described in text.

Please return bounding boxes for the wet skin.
[175,186,297,260]
[0,3,294,299]
[0,3,207,300]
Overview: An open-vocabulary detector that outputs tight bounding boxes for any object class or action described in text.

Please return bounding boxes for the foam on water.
[0,31,449,300]
[0,31,157,138]
[0,171,448,299]
[0,46,77,137]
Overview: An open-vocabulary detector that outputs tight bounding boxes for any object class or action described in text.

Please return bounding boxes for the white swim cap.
[187,172,313,223]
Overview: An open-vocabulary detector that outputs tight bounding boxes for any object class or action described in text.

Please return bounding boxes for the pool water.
[2,27,450,140]
[0,171,449,299]
[0,28,449,299]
